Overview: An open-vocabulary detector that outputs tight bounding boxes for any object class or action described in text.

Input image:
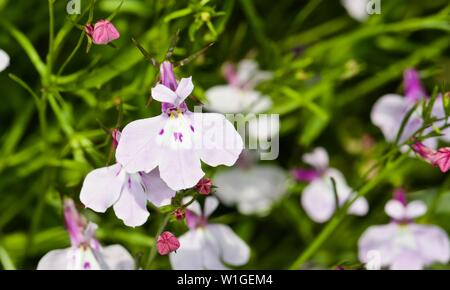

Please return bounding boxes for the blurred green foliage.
[1,0,450,270]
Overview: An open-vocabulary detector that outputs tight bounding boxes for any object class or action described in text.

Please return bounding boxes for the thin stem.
[57,31,85,76]
[47,0,55,77]
[144,213,171,270]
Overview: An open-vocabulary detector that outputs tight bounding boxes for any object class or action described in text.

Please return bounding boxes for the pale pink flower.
[169,197,250,269]
[37,199,134,270]
[359,190,450,270]
[371,69,450,146]
[296,147,368,223]
[80,130,176,227]
[116,61,243,191]
[85,20,120,45]
[157,231,180,255]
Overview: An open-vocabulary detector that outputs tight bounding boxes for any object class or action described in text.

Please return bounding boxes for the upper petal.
[191,113,243,167]
[99,245,135,270]
[302,147,329,171]
[140,168,176,207]
[385,200,406,220]
[115,116,165,173]
[113,174,149,227]
[204,196,219,217]
[151,84,178,104]
[341,0,369,22]
[207,224,250,267]
[405,200,427,219]
[80,163,125,213]
[204,86,245,113]
[175,77,194,102]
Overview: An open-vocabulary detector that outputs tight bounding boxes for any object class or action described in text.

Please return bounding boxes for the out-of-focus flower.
[0,49,10,72]
[359,190,450,270]
[169,197,250,269]
[157,231,180,255]
[37,199,134,270]
[341,0,369,22]
[80,130,176,227]
[204,60,277,140]
[116,61,243,191]
[411,141,450,173]
[195,177,212,195]
[294,147,368,223]
[214,163,287,216]
[85,20,120,45]
[371,69,450,146]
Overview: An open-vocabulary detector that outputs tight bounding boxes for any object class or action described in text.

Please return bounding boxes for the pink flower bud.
[411,142,436,163]
[195,178,212,195]
[432,148,450,173]
[86,20,120,45]
[173,208,186,220]
[156,231,180,255]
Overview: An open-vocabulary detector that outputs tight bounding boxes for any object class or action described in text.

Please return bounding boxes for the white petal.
[371,94,409,142]
[302,147,329,171]
[205,86,248,114]
[184,198,202,216]
[0,49,10,72]
[348,195,369,216]
[410,224,450,265]
[158,146,204,191]
[99,245,135,270]
[37,248,71,270]
[341,0,369,22]
[80,163,125,212]
[358,223,399,267]
[390,251,424,270]
[301,179,336,223]
[405,200,427,219]
[113,174,149,227]
[191,113,243,167]
[236,59,259,86]
[204,196,219,217]
[170,230,204,270]
[384,200,406,220]
[247,114,279,141]
[116,116,165,173]
[141,168,176,207]
[151,84,178,103]
[207,224,250,266]
[175,77,194,102]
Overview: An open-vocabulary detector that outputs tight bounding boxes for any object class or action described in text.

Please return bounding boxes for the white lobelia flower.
[37,199,134,270]
[80,130,176,227]
[296,147,369,223]
[116,61,243,191]
[204,59,277,140]
[0,49,10,72]
[214,163,287,216]
[358,190,450,270]
[169,197,250,270]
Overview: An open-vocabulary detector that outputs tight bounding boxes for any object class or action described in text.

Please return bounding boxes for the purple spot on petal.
[190,125,195,132]
[128,176,131,189]
[84,262,91,270]
[159,129,164,135]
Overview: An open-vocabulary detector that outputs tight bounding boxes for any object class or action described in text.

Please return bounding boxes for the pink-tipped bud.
[86,20,120,45]
[403,69,427,102]
[411,142,436,162]
[195,178,212,195]
[173,208,186,220]
[432,148,450,173]
[112,129,121,149]
[156,231,180,255]
[393,188,408,206]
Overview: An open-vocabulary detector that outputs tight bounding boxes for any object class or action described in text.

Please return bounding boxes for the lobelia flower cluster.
[358,189,450,270]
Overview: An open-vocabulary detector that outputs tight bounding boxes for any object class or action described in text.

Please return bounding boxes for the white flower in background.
[0,49,10,72]
[371,69,450,148]
[341,0,369,22]
[359,190,450,270]
[204,59,277,140]
[170,197,250,269]
[37,199,134,270]
[293,147,368,223]
[214,162,287,216]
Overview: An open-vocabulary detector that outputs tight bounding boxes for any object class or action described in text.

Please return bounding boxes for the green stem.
[289,154,407,269]
[47,0,55,77]
[144,213,171,270]
[57,31,85,76]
